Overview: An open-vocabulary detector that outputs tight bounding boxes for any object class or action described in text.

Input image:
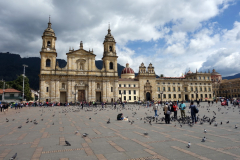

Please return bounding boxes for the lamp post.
[1,79,5,102]
[194,90,198,102]
[160,91,164,106]
[22,64,28,101]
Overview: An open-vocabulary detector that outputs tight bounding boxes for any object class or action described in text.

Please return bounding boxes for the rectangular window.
[124,84,126,87]
[133,84,136,87]
[205,94,207,98]
[209,88,211,91]
[10,94,14,97]
[200,87,202,91]
[129,96,131,100]
[209,94,211,98]
[163,94,166,98]
[178,94,181,98]
[204,87,207,91]
[119,90,121,94]
[173,87,175,91]
[134,90,136,94]
[195,87,198,91]
[134,96,136,100]
[168,94,171,98]
[191,94,194,98]
[157,87,160,91]
[124,96,126,100]
[46,87,49,92]
[168,87,171,91]
[158,94,160,98]
[191,87,193,91]
[111,87,113,92]
[201,94,203,98]
[174,94,176,98]
[129,90,131,95]
[124,90,126,94]
[184,87,187,92]
[119,84,121,87]
[163,87,165,91]
[129,84,131,87]
[178,87,180,91]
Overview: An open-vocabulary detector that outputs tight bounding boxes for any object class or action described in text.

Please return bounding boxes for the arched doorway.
[146,92,151,101]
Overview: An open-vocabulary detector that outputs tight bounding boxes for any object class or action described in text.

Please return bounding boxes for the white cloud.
[0,0,239,78]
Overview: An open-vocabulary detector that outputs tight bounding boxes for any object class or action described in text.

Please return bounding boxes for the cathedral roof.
[104,25,115,42]
[121,63,134,74]
[211,69,221,76]
[43,17,55,36]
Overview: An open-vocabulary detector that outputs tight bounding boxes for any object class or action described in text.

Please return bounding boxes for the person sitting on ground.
[117,113,123,120]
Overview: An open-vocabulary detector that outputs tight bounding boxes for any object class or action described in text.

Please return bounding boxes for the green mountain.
[0,52,125,90]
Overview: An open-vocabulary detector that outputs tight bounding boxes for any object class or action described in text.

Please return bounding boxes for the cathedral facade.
[39,20,214,103]
[39,20,118,103]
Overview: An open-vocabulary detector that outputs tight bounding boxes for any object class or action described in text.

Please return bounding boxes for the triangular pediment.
[66,49,96,56]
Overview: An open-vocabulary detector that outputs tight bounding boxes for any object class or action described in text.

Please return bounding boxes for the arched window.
[109,62,113,69]
[47,41,51,47]
[109,46,112,51]
[62,83,65,89]
[46,59,51,67]
[97,83,100,89]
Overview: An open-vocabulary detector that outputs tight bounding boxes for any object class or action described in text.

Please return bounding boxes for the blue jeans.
[191,113,197,123]
[154,110,158,117]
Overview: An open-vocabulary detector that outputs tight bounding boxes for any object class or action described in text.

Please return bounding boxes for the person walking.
[189,101,198,124]
[163,103,171,124]
[153,103,158,118]
[179,101,186,118]
[173,102,178,120]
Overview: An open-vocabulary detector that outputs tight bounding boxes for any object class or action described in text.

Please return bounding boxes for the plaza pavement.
[0,102,240,160]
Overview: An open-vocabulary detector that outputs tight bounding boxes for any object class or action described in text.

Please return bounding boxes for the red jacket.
[172,105,177,111]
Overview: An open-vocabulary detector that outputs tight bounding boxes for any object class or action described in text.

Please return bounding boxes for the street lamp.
[194,90,198,102]
[160,91,164,106]
[22,64,28,101]
[1,79,5,102]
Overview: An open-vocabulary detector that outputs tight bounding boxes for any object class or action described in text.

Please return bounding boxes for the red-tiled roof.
[0,89,21,94]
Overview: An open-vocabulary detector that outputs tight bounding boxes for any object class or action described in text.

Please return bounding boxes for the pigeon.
[75,131,79,134]
[9,152,17,160]
[180,124,182,128]
[89,118,91,120]
[82,133,88,137]
[107,118,110,124]
[18,125,22,129]
[202,137,206,142]
[41,119,43,121]
[226,121,229,124]
[220,122,222,125]
[52,123,54,125]
[235,125,238,129]
[143,132,148,136]
[214,122,218,127]
[34,122,38,125]
[12,119,15,121]
[204,129,207,133]
[65,140,71,146]
[187,142,191,148]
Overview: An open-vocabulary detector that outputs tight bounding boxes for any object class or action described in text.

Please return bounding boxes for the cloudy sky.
[0,0,240,77]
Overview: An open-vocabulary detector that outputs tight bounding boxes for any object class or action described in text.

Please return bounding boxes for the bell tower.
[40,17,57,72]
[102,25,118,73]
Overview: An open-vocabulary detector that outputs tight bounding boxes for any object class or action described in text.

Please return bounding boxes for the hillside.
[0,52,125,90]
[222,73,240,80]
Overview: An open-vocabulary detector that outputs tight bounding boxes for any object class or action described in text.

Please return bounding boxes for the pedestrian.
[189,101,198,124]
[163,103,171,124]
[153,103,158,118]
[173,101,178,120]
[0,104,2,112]
[208,100,210,107]
[178,101,186,118]
[114,102,117,109]
[81,101,84,109]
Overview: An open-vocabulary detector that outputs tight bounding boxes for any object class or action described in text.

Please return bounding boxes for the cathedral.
[39,19,214,103]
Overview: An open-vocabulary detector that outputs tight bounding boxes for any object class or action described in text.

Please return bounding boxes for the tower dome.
[121,63,135,79]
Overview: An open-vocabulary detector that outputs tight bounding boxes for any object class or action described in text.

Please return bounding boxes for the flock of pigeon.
[3,103,240,159]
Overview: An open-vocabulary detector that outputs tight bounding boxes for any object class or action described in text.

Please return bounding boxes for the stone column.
[40,80,45,102]
[114,80,118,102]
[55,81,60,102]
[88,81,92,101]
[67,81,72,103]
[92,80,95,101]
[50,80,55,102]
[102,81,106,101]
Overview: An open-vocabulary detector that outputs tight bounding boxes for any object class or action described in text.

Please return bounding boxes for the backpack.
[194,106,199,113]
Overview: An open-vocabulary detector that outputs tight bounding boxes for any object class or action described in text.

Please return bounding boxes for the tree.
[7,75,33,101]
[160,74,164,77]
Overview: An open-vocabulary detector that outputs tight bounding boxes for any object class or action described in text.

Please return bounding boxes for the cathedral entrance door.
[185,94,188,101]
[60,92,66,103]
[96,92,101,102]
[78,90,85,102]
[146,92,151,101]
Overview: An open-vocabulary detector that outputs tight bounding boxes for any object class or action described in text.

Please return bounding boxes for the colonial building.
[39,19,214,103]
[39,20,118,103]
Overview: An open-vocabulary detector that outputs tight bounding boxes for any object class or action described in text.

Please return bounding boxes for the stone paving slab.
[0,102,240,159]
